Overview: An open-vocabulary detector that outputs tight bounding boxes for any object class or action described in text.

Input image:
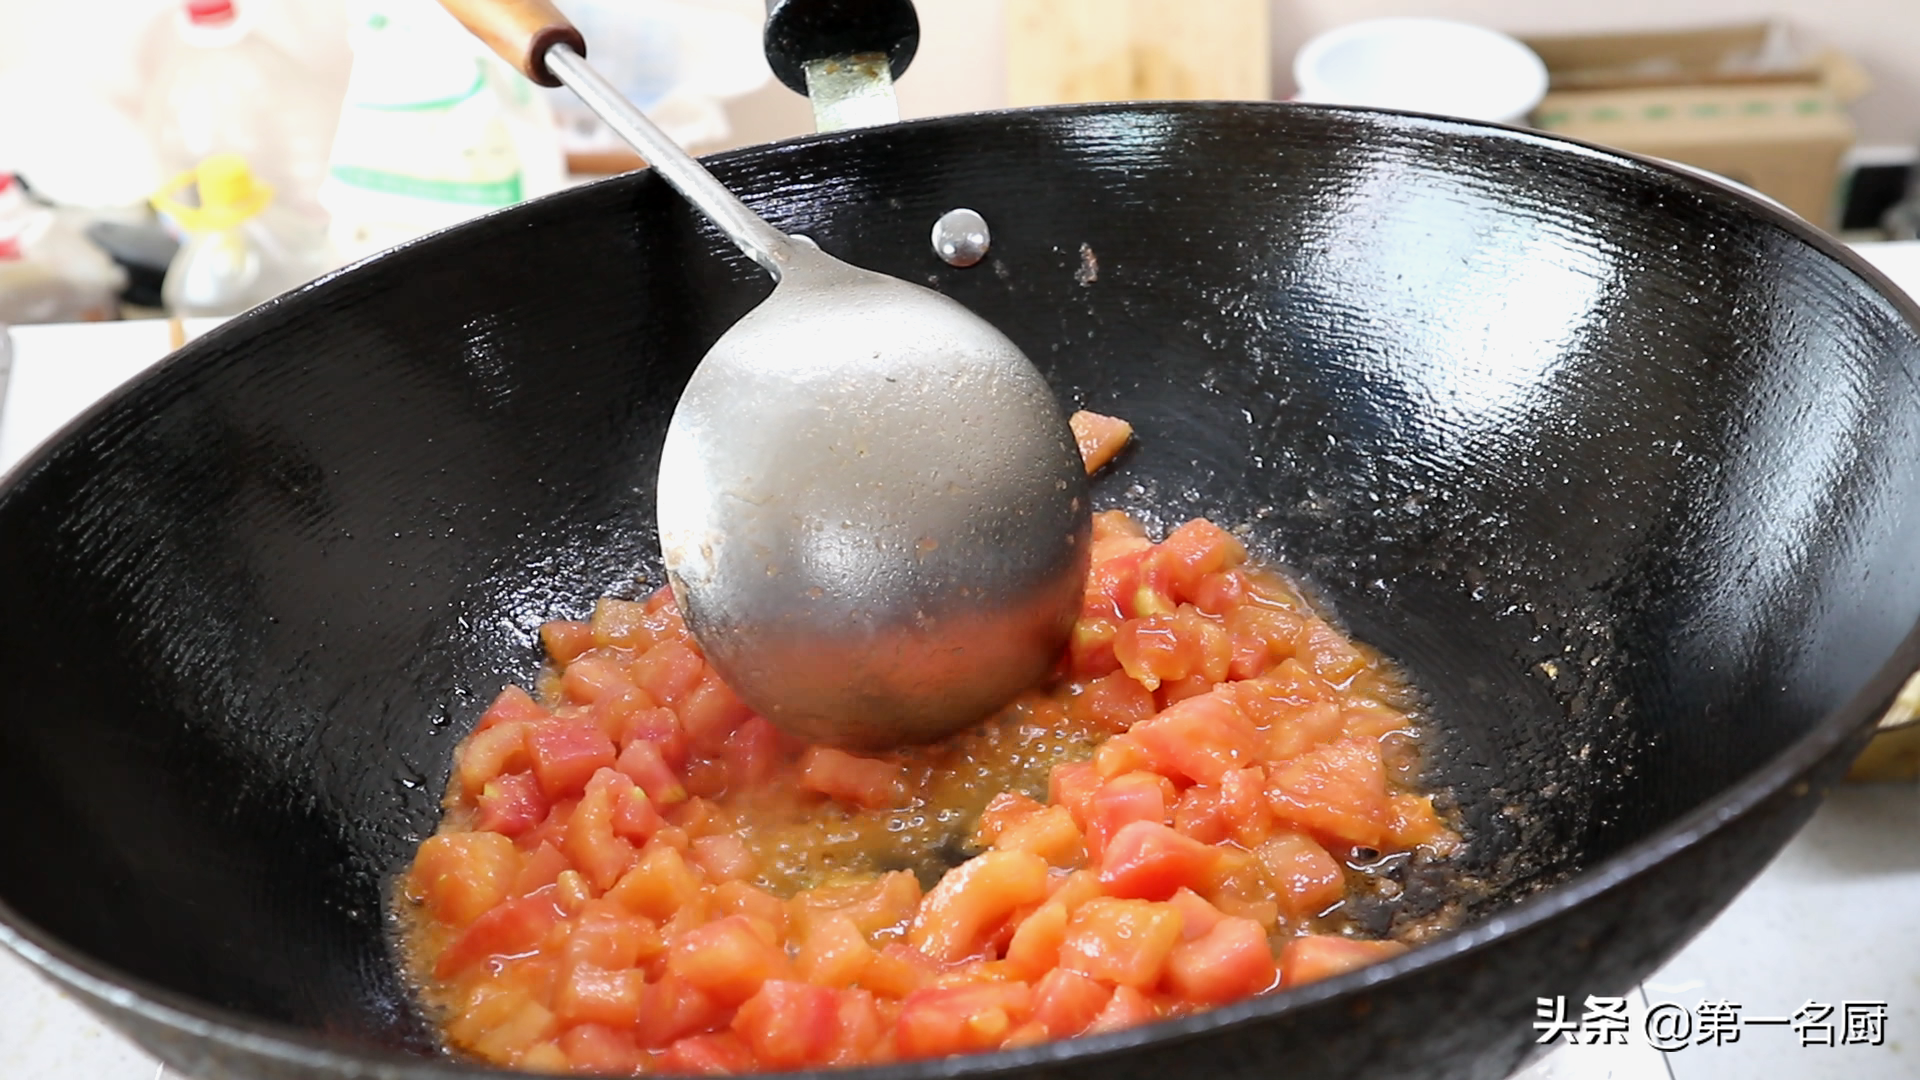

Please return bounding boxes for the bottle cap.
[151,154,275,233]
[185,0,236,25]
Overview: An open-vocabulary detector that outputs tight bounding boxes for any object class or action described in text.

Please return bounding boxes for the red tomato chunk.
[403,514,1459,1074]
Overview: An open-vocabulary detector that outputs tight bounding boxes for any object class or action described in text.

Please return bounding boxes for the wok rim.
[2,98,1917,1077]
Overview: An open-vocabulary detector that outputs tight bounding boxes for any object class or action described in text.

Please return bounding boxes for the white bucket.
[1292,18,1549,126]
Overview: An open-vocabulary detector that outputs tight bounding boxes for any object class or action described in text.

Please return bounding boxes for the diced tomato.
[1068,615,1123,677]
[1153,519,1247,597]
[566,899,663,970]
[1266,738,1392,848]
[558,652,634,706]
[1098,820,1226,901]
[1255,832,1346,919]
[634,972,727,1049]
[607,841,702,921]
[1093,733,1156,779]
[682,672,757,752]
[798,913,875,987]
[668,915,790,1006]
[1003,899,1068,979]
[1172,783,1232,845]
[1227,631,1272,681]
[409,830,519,926]
[510,841,569,897]
[527,720,618,801]
[1069,409,1134,473]
[733,980,841,1068]
[612,783,664,843]
[559,1022,644,1074]
[829,988,886,1064]
[1059,898,1183,990]
[631,640,706,710]
[1031,967,1112,1038]
[1070,670,1158,734]
[800,746,908,810]
[1084,984,1158,1035]
[908,850,1050,963]
[1165,887,1225,941]
[1164,916,1276,1005]
[661,1031,757,1075]
[991,805,1084,867]
[1190,570,1248,618]
[611,702,687,766]
[564,768,638,891]
[434,892,563,978]
[475,772,548,838]
[894,981,1034,1060]
[589,597,654,650]
[1386,793,1457,852]
[1277,935,1407,988]
[456,720,531,797]
[614,738,687,806]
[971,792,1044,846]
[1220,765,1273,848]
[477,684,548,732]
[585,687,656,745]
[1113,614,1191,690]
[1083,771,1175,858]
[1083,548,1149,622]
[1296,618,1367,682]
[1048,762,1102,831]
[858,943,943,998]
[1126,690,1260,785]
[721,716,783,792]
[554,964,645,1027]
[689,833,756,883]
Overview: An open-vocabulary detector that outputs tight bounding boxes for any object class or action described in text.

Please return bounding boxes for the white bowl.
[1292,17,1549,126]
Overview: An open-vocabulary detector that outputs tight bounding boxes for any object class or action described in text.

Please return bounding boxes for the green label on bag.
[328,165,523,205]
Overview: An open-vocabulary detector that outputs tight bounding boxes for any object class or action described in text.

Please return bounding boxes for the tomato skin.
[527,721,618,801]
[1097,820,1226,901]
[1278,935,1407,988]
[733,980,842,1068]
[1164,916,1276,1005]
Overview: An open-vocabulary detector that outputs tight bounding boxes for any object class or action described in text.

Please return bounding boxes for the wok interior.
[2,105,1918,1058]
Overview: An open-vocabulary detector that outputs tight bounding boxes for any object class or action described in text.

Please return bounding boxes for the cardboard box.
[1523,23,1869,229]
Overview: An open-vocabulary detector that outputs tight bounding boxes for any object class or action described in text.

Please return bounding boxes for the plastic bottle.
[140,0,341,229]
[155,155,330,318]
[320,0,567,263]
[0,175,127,324]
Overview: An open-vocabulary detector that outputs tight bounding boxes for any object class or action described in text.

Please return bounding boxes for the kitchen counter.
[3,247,1918,1080]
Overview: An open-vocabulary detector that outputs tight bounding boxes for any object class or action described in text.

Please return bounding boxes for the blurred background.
[3,0,1920,324]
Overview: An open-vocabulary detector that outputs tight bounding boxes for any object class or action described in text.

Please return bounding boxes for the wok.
[3,93,1920,1080]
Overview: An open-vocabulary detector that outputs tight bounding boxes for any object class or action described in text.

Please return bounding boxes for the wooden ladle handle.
[436,0,586,87]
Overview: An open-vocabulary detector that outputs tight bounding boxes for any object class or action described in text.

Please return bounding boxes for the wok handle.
[763,0,920,96]
[435,0,585,87]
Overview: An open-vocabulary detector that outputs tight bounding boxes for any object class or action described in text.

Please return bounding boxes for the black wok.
[2,101,1918,1080]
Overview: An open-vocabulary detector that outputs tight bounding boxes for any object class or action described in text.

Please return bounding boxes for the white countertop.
[3,249,1918,1080]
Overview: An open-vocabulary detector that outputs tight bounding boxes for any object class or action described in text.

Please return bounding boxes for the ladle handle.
[763,0,921,96]
[436,0,583,87]
[435,1,795,278]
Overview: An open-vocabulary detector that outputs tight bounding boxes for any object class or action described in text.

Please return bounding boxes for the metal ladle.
[439,0,1091,748]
